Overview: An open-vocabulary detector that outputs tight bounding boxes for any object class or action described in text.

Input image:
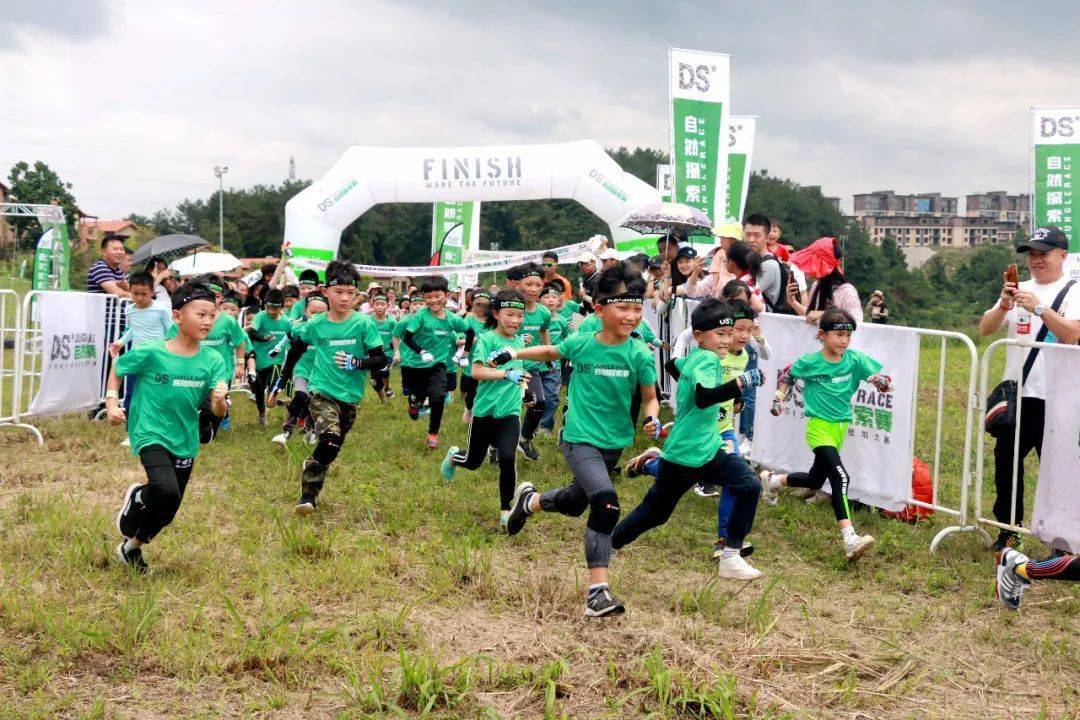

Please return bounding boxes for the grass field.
[0,321,1076,718]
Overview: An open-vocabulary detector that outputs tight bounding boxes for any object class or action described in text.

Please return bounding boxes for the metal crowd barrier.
[0,288,41,443]
[972,339,1080,543]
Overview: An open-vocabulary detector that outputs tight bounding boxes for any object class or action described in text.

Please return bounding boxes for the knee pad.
[586,490,620,535]
[312,433,343,466]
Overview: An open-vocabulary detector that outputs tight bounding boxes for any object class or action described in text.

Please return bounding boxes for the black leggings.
[520,372,547,440]
[451,414,520,510]
[403,365,448,435]
[460,375,479,411]
[130,446,195,543]
[250,366,276,415]
[371,366,392,393]
[613,449,760,550]
[786,446,852,522]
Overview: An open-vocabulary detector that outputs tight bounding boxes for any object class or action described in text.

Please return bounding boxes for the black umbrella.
[131,234,210,266]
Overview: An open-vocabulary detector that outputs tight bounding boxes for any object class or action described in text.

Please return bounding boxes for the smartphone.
[1005,263,1018,286]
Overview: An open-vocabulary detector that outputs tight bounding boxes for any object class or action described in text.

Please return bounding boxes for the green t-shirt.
[556,332,657,449]
[289,317,317,379]
[167,312,247,375]
[662,349,724,467]
[575,312,655,345]
[557,300,581,320]
[403,308,468,368]
[790,349,882,423]
[547,314,569,346]
[294,311,384,404]
[115,340,228,458]
[470,331,525,418]
[250,310,292,370]
[519,304,552,372]
[372,316,397,353]
[393,317,417,366]
[462,315,489,378]
[717,349,749,433]
[286,298,307,321]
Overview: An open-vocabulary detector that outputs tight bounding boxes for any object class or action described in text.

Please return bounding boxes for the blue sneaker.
[441,446,459,481]
[219,413,232,432]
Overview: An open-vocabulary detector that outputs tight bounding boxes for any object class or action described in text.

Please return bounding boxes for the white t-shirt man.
[993,276,1080,399]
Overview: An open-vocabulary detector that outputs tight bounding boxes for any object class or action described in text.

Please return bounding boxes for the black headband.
[220,296,240,307]
[264,301,283,308]
[822,320,856,332]
[598,293,644,306]
[492,299,526,311]
[172,288,216,310]
[473,291,491,302]
[325,277,357,288]
[540,286,560,297]
[306,294,327,305]
[731,308,754,322]
[695,315,735,331]
[372,294,388,303]
[521,269,543,279]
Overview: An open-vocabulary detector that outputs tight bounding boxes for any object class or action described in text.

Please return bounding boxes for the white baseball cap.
[598,248,620,261]
[577,252,599,265]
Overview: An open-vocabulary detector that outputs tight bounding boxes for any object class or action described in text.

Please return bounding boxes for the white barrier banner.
[28,292,109,416]
[346,239,598,278]
[750,315,918,511]
[1031,346,1080,553]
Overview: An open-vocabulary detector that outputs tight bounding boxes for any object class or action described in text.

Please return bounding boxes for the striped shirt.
[86,259,125,294]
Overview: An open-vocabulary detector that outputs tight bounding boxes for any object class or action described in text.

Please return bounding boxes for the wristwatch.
[1033,304,1045,317]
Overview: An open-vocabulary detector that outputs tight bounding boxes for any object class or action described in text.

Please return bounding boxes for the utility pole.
[288,156,296,181]
[213,165,229,253]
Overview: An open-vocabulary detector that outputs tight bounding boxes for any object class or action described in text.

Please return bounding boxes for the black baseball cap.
[1017,226,1069,253]
[647,254,664,269]
[675,245,698,259]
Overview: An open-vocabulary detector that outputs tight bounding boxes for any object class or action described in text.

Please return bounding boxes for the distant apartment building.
[853,189,1027,248]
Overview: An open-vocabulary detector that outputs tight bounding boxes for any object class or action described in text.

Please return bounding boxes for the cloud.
[0,0,1073,219]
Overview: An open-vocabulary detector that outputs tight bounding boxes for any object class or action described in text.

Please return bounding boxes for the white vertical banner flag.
[725,116,757,224]
[1031,346,1080,553]
[28,292,109,416]
[749,315,918,511]
[669,47,730,236]
[656,164,672,202]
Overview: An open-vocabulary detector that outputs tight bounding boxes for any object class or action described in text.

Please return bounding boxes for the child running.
[245,288,292,426]
[279,261,387,514]
[400,276,474,449]
[491,262,660,617]
[440,289,529,529]
[369,291,398,403]
[611,299,765,580]
[513,263,552,461]
[459,289,491,423]
[109,281,229,572]
[107,272,173,447]
[763,307,892,561]
[537,283,569,434]
[269,292,329,445]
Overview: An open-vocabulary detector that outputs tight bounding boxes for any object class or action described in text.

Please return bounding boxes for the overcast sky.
[3,0,1078,219]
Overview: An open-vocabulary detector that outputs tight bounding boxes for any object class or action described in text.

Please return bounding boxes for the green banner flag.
[725,116,756,226]
[1031,107,1079,251]
[669,47,729,243]
[32,221,70,291]
[431,201,480,289]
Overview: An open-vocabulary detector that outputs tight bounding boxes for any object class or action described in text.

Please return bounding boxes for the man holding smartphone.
[978,226,1080,552]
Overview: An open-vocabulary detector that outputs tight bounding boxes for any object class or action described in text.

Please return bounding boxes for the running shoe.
[996,548,1030,610]
[462,409,473,424]
[712,539,754,558]
[738,438,753,457]
[271,430,290,447]
[585,586,626,617]
[989,529,1023,554]
[407,399,420,421]
[445,392,454,405]
[116,542,148,573]
[219,413,231,432]
[694,483,720,498]
[506,481,536,536]
[295,493,317,516]
[625,446,661,478]
[120,436,131,447]
[518,438,540,461]
[426,433,439,449]
[759,470,779,505]
[717,554,763,581]
[305,429,318,446]
[116,483,142,539]
[258,413,267,427]
[499,510,510,532]
[441,446,458,481]
[385,388,395,399]
[844,534,875,562]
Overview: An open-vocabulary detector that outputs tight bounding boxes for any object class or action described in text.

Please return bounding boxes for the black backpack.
[763,256,797,315]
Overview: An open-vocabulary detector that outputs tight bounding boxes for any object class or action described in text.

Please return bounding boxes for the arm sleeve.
[694,378,743,408]
[401,330,423,353]
[356,346,388,370]
[463,327,476,352]
[664,358,681,381]
[280,338,310,379]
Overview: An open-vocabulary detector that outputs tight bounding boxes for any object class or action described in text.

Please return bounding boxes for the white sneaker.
[271,432,289,447]
[844,534,875,562]
[738,438,752,457]
[120,436,131,447]
[759,470,778,505]
[717,554,763,581]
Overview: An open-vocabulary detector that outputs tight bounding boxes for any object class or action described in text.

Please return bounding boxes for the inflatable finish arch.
[283,140,661,269]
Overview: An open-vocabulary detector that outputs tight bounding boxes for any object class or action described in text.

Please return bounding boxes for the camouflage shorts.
[309,393,357,438]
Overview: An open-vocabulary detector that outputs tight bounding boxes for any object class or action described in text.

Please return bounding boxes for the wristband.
[774,389,786,401]
[105,389,119,399]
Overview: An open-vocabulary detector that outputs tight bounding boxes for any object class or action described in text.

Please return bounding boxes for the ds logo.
[678,63,715,93]
[1040,116,1080,138]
